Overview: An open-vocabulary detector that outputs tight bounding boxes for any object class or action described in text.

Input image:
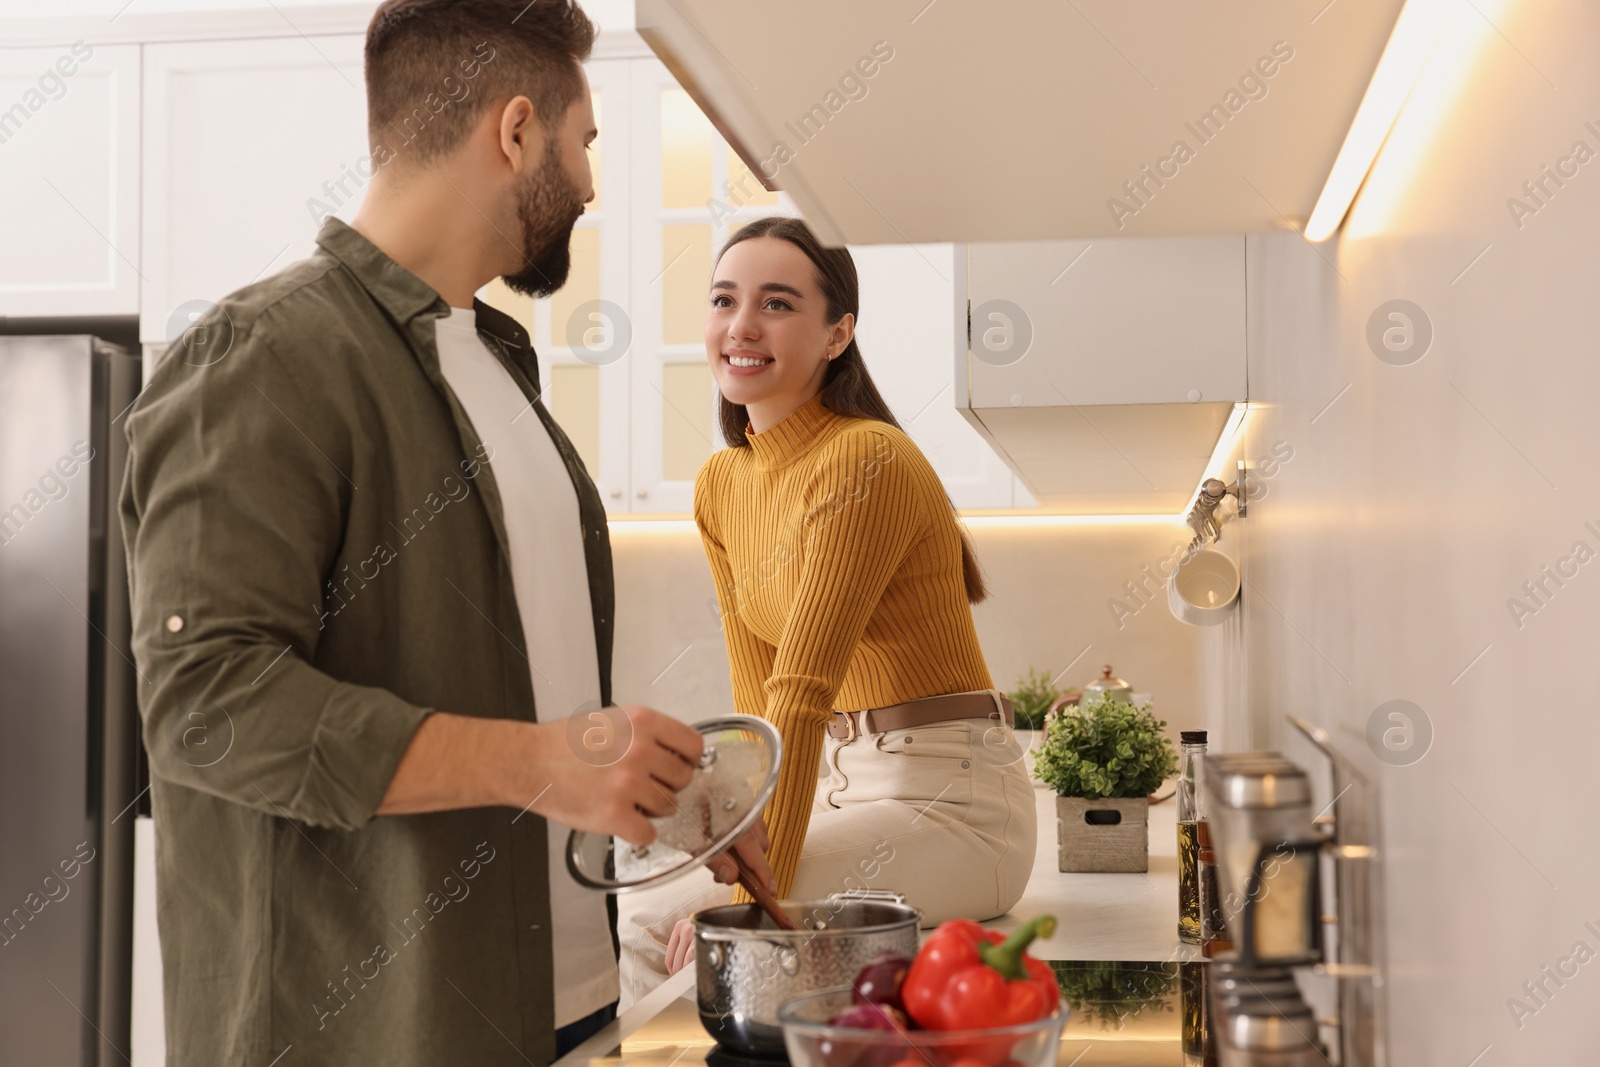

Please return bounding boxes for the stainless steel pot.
[693,889,920,1057]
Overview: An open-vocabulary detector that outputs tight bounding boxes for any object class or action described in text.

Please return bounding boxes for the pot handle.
[823,887,924,929]
[823,888,908,906]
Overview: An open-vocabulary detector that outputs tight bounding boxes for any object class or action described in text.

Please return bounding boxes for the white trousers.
[616,706,1038,1011]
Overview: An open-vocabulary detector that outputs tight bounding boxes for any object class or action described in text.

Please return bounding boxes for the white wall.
[1203,1,1600,1061]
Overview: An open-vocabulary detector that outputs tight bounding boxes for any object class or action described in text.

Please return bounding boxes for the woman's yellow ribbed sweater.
[693,391,993,902]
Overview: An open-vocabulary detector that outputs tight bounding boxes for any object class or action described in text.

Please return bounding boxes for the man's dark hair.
[364,0,597,166]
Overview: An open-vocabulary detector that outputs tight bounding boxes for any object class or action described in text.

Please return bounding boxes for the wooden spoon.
[693,758,795,931]
[731,848,798,932]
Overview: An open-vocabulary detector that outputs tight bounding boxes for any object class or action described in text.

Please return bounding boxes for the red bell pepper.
[901,915,1059,1061]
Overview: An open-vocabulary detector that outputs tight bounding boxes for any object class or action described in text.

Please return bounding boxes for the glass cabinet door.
[485,55,795,515]
[481,57,632,510]
[628,57,795,513]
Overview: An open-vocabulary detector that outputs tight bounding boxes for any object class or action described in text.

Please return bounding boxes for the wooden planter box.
[1055,796,1149,873]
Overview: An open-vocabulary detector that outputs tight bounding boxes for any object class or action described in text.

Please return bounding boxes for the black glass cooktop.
[574,960,1218,1067]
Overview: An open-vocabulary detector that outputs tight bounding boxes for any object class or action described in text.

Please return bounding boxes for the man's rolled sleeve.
[121,325,431,830]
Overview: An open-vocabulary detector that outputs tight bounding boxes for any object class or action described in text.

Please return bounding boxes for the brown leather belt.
[826,690,1014,742]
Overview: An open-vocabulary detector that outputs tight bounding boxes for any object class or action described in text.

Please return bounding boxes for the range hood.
[636,0,1406,246]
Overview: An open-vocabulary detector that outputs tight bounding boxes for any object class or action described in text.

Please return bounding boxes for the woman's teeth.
[727,355,772,367]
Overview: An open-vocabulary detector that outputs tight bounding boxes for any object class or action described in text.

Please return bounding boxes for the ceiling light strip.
[1303,0,1454,242]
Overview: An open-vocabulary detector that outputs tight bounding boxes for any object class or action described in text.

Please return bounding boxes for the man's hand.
[379,705,704,846]
[515,705,705,844]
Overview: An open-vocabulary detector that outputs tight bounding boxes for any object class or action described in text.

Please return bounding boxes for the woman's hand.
[668,820,776,975]
[704,818,776,893]
[666,917,697,974]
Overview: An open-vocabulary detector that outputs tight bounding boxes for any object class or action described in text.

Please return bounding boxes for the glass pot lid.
[566,715,782,893]
[1083,663,1132,697]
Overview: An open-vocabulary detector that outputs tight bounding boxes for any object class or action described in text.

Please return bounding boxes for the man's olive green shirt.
[120,217,615,1067]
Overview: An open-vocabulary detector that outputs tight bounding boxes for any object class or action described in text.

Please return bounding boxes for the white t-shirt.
[434,306,618,1027]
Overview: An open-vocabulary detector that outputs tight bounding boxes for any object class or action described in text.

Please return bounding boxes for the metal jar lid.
[566,715,782,892]
[1204,752,1312,809]
[1083,663,1132,700]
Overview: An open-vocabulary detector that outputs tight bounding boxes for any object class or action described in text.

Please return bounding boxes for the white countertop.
[555,779,1194,1066]
[984,779,1190,962]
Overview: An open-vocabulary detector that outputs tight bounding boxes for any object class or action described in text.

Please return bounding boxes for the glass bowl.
[778,987,1068,1067]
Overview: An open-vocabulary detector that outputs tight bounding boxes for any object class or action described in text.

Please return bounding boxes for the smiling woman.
[703,216,986,601]
[617,217,1036,1007]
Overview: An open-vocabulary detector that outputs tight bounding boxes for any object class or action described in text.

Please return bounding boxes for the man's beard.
[501,147,585,298]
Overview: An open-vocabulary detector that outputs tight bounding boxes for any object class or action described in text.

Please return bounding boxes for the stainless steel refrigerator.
[0,334,143,1066]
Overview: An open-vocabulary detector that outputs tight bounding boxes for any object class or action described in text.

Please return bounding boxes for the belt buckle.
[837,709,873,742]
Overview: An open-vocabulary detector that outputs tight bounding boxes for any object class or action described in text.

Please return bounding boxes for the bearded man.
[118,3,771,1064]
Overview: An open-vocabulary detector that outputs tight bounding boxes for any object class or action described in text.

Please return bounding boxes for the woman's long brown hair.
[713,215,988,604]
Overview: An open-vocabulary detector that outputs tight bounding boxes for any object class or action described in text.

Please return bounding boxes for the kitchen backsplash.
[608,519,1206,737]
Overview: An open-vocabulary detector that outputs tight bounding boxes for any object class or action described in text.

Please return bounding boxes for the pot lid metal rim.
[565,714,783,892]
[693,902,922,941]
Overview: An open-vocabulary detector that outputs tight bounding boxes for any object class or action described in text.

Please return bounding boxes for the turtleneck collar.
[744,392,842,471]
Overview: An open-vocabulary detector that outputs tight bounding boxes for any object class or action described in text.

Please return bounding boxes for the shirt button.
[165,614,184,634]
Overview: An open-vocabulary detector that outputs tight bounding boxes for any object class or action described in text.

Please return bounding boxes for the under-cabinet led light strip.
[609,404,1249,532]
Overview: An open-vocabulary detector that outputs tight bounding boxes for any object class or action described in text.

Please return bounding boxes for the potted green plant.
[1007,669,1080,782]
[1034,694,1178,873]
[1007,668,1059,731]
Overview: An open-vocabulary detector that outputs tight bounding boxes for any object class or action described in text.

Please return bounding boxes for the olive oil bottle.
[1176,730,1207,944]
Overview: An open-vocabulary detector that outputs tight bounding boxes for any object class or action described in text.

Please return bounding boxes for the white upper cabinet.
[0,43,140,317]
[635,0,1406,244]
[140,35,367,346]
[965,237,1247,409]
[957,237,1247,515]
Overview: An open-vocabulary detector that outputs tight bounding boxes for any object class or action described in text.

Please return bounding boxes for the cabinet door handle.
[635,489,648,499]
[609,489,622,499]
